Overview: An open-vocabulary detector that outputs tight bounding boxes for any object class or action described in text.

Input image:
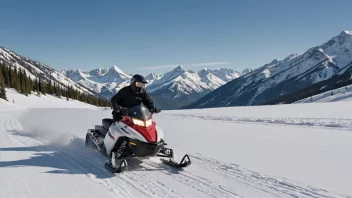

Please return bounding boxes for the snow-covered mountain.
[61,66,133,98]
[145,72,163,84]
[242,68,252,75]
[63,65,241,109]
[0,47,99,97]
[146,66,240,109]
[207,68,241,82]
[184,30,352,109]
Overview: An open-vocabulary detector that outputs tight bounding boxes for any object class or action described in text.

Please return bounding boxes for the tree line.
[0,62,111,107]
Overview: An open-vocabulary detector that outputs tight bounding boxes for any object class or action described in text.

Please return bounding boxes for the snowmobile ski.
[105,159,128,173]
[156,147,174,158]
[160,154,191,168]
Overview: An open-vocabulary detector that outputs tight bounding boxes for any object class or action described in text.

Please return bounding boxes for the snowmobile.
[85,105,191,173]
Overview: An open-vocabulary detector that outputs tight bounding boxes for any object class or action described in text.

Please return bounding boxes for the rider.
[108,74,161,170]
[111,74,161,121]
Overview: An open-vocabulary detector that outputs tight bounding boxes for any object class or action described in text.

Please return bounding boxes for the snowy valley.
[0,87,351,198]
[1,27,352,198]
[2,1,352,197]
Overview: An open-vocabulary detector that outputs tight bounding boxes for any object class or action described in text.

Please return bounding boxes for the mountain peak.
[107,65,132,77]
[89,67,106,76]
[242,68,252,75]
[341,30,352,36]
[146,72,159,80]
[284,53,298,62]
[197,69,209,77]
[174,65,184,71]
[146,72,156,77]
[169,65,185,75]
[111,65,125,74]
[198,68,211,75]
[270,59,280,64]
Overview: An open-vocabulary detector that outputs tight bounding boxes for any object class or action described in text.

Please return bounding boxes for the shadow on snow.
[0,130,182,179]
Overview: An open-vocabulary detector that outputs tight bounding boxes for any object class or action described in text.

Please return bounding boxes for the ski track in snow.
[0,111,351,198]
[164,113,352,130]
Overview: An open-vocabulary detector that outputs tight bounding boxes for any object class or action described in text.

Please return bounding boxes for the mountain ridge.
[62,65,242,109]
[0,46,101,97]
[183,30,352,109]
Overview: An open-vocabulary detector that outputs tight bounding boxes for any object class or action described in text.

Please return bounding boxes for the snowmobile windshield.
[128,105,152,121]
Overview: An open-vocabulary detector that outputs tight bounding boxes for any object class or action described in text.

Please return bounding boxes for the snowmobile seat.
[102,118,113,130]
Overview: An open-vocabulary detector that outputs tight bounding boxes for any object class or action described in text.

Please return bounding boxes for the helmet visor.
[135,82,146,88]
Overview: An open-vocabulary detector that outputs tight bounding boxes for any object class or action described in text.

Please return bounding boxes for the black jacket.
[111,85,156,112]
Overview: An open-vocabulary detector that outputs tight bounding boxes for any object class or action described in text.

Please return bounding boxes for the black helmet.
[131,74,148,84]
[131,74,148,93]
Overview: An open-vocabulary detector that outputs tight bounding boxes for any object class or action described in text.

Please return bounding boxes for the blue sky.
[1,0,351,75]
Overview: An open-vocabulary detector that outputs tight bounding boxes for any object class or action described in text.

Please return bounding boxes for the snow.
[62,66,132,97]
[112,65,129,77]
[343,30,352,35]
[296,85,352,103]
[242,68,252,75]
[160,102,352,195]
[0,94,351,197]
[145,72,163,85]
[147,66,240,98]
[1,88,97,109]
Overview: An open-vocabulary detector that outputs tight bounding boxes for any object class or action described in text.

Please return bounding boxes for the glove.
[112,104,129,116]
[112,103,119,112]
[119,107,129,116]
[150,107,161,114]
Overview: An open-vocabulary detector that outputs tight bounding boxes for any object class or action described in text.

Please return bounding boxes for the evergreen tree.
[7,65,12,87]
[27,75,33,94]
[0,63,111,107]
[25,75,31,95]
[53,82,57,95]
[39,78,46,95]
[55,84,61,97]
[35,78,40,96]
[68,86,74,99]
[47,80,53,94]
[14,67,20,92]
[0,64,7,100]
[1,64,9,87]
[10,67,16,88]
[20,69,27,96]
[66,90,69,101]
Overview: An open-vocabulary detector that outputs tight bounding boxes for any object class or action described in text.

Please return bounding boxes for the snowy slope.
[61,66,132,98]
[242,68,253,75]
[147,66,241,109]
[296,84,352,103]
[147,66,240,93]
[147,66,226,93]
[1,88,98,109]
[0,47,99,96]
[185,30,352,109]
[208,68,241,81]
[145,72,163,84]
[0,98,351,197]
